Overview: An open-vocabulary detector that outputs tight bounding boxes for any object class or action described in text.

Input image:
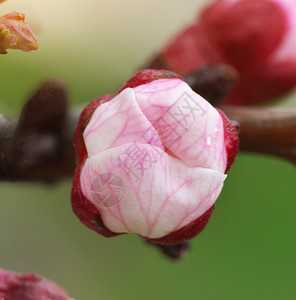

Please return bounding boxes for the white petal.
[133,79,227,172]
[83,88,164,157]
[80,143,226,238]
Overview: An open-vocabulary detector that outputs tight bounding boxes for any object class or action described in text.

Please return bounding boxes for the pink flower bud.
[0,268,70,300]
[72,70,239,245]
[0,12,38,54]
[154,0,296,105]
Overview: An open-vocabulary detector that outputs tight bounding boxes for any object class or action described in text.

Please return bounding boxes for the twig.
[1,77,295,182]
[221,105,296,165]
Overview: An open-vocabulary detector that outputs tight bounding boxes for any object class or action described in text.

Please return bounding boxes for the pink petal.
[83,88,164,157]
[134,79,227,173]
[80,143,226,239]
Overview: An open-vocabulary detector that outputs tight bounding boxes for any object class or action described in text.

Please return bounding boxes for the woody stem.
[221,105,296,165]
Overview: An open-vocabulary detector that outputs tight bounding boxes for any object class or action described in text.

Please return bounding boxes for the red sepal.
[71,166,119,238]
[145,205,215,245]
[118,69,184,93]
[71,94,119,238]
[216,108,239,173]
[74,94,114,165]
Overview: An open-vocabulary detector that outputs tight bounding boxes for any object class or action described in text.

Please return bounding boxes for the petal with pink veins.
[83,88,164,157]
[134,79,227,172]
[80,143,226,239]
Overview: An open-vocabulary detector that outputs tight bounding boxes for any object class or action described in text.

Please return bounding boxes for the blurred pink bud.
[154,0,296,105]
[72,70,239,245]
[0,12,38,54]
[0,268,70,300]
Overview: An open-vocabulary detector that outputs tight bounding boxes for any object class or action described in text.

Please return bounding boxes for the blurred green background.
[1,1,296,299]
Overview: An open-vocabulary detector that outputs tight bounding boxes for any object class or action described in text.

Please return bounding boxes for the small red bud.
[0,269,70,300]
[153,0,296,105]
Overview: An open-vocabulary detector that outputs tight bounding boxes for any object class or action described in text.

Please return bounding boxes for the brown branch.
[1,76,296,183]
[221,106,296,165]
